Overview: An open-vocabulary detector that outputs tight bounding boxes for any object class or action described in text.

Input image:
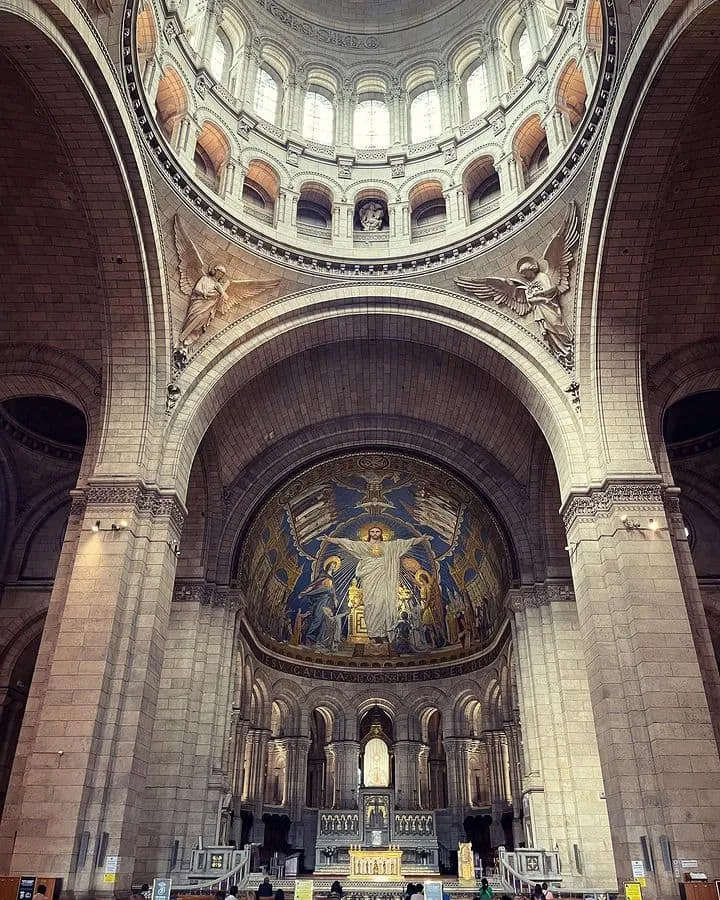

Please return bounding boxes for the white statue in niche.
[173,215,281,347]
[364,737,390,788]
[358,199,385,231]
[455,202,579,367]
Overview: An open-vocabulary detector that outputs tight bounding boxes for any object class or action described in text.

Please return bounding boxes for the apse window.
[410,88,441,143]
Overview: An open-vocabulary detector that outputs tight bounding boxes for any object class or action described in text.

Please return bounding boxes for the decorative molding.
[561,481,664,530]
[173,580,243,608]
[506,582,575,612]
[254,0,382,50]
[237,616,511,683]
[83,482,187,530]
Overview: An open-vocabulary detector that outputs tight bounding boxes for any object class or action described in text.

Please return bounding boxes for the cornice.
[71,480,188,530]
[561,480,664,530]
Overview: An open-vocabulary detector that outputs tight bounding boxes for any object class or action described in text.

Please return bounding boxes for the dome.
[127,0,610,274]
[237,452,512,678]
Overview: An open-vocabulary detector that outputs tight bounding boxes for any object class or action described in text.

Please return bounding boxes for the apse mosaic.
[239,454,511,663]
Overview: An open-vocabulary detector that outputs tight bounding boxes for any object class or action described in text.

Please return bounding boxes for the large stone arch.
[577,0,720,479]
[0,0,172,482]
[162,286,585,499]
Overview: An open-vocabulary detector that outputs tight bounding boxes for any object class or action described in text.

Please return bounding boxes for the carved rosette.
[561,481,665,531]
[506,582,575,613]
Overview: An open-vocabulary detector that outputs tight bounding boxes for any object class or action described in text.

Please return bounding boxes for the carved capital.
[561,481,664,530]
[84,481,187,531]
[506,582,575,612]
[173,580,244,609]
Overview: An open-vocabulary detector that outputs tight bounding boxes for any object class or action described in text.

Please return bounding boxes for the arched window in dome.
[465,63,489,120]
[410,87,441,143]
[354,98,390,149]
[303,90,335,144]
[254,67,280,124]
[518,28,533,74]
[209,30,230,83]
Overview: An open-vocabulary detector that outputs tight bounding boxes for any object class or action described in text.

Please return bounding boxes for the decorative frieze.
[83,481,187,530]
[561,481,665,530]
[173,580,244,609]
[506,582,575,612]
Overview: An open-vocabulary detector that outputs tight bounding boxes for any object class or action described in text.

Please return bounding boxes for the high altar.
[314,789,439,876]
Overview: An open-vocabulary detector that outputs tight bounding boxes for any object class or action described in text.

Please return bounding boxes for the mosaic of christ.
[240,454,510,661]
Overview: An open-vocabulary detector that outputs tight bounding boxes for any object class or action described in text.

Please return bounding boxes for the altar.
[349,846,403,880]
[315,789,439,875]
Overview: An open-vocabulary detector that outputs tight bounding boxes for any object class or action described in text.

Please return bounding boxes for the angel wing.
[455,275,532,316]
[173,215,205,294]
[543,201,580,294]
[217,276,282,315]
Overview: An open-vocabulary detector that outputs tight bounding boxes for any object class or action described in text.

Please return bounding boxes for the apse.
[237,452,512,673]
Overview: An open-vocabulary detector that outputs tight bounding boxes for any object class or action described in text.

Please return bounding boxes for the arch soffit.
[162,286,584,498]
[0,345,100,484]
[0,610,46,687]
[156,55,198,116]
[6,477,77,581]
[0,3,171,481]
[576,0,719,477]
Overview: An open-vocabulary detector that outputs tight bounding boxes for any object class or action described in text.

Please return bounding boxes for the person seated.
[257,878,273,900]
[274,890,285,900]
[329,882,343,898]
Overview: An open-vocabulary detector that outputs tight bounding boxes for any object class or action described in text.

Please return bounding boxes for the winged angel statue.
[174,216,281,347]
[455,202,579,366]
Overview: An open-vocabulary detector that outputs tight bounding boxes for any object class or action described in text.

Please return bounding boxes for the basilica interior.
[1,0,720,896]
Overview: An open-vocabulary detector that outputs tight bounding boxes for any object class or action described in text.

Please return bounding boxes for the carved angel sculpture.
[174,215,281,347]
[455,202,579,365]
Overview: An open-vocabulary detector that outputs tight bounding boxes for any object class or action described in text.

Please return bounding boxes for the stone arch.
[0,3,170,483]
[160,285,584,500]
[554,58,587,130]
[578,0,720,479]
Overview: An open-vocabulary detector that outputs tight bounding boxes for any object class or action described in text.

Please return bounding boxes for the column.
[444,737,471,810]
[418,745,430,809]
[176,115,201,164]
[519,0,546,56]
[246,727,270,835]
[286,736,311,844]
[497,152,523,195]
[394,740,421,809]
[563,481,720,899]
[485,41,503,103]
[198,0,224,71]
[541,107,572,158]
[0,482,184,894]
[504,719,524,845]
[332,739,359,807]
[510,582,615,890]
[483,731,506,845]
[436,66,453,134]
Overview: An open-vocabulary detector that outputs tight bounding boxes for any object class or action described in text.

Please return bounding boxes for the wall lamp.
[620,514,641,530]
[91,520,128,532]
[167,540,181,557]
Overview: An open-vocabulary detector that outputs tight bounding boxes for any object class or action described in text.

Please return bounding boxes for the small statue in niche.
[358,199,385,232]
[455,202,579,367]
[174,215,281,347]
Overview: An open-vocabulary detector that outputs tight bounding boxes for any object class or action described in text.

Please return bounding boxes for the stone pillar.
[241,46,259,112]
[444,737,470,810]
[198,0,224,71]
[541,107,572,158]
[563,481,720,899]
[436,67,453,133]
[286,736,311,844]
[176,115,201,164]
[504,719,524,845]
[497,152,523,196]
[486,42,503,103]
[664,488,720,746]
[418,744,430,809]
[580,47,599,86]
[510,582,615,891]
[246,727,270,836]
[333,739,359,807]
[0,482,185,894]
[394,740,421,809]
[520,0,545,56]
[483,731,506,845]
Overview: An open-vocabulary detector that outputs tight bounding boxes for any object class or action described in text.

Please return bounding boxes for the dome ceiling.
[238,452,512,677]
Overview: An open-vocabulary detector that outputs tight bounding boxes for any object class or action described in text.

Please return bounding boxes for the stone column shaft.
[563,482,720,899]
[0,484,184,894]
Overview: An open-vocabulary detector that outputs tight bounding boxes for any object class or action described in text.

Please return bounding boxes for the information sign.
[151,878,172,900]
[295,880,314,900]
[17,877,36,900]
[624,882,642,900]
[425,881,443,900]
